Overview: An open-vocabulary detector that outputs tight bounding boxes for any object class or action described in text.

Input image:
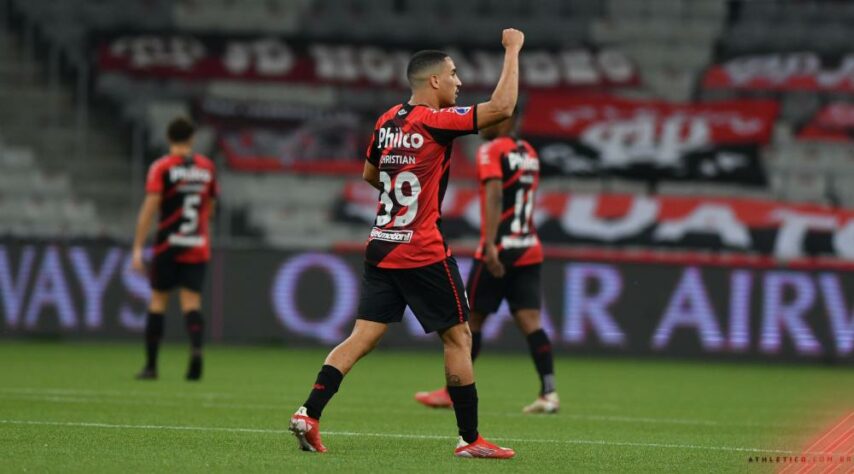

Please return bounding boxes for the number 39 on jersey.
[376,171,421,227]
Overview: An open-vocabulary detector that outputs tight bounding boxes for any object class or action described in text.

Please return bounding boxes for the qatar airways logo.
[169,166,212,183]
[378,127,424,150]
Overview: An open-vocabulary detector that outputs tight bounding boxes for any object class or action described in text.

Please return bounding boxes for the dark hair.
[167,117,195,143]
[406,50,449,87]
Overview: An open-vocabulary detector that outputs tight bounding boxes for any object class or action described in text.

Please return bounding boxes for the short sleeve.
[421,105,478,144]
[477,142,503,181]
[145,159,166,194]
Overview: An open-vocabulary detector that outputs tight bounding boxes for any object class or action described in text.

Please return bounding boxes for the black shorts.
[466,261,541,314]
[149,257,207,293]
[357,257,469,333]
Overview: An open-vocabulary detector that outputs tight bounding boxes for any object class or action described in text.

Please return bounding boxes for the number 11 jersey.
[365,103,478,269]
[474,137,543,267]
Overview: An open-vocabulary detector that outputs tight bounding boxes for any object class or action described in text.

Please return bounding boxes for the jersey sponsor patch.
[501,234,539,249]
[169,166,212,183]
[168,234,206,247]
[453,106,472,115]
[370,227,413,243]
[377,128,425,150]
[507,151,540,171]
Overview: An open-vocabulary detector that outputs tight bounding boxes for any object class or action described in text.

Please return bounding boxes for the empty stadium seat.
[9,0,854,247]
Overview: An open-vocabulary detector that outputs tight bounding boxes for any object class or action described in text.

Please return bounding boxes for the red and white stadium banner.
[219,131,475,176]
[93,32,639,90]
[336,184,854,261]
[200,96,478,175]
[519,93,777,184]
[703,52,854,92]
[215,114,368,174]
[798,102,854,142]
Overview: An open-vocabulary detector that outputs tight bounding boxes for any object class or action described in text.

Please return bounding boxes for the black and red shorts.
[357,257,469,333]
[149,255,207,293]
[466,261,541,314]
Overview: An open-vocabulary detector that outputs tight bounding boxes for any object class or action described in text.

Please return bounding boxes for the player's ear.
[429,74,441,90]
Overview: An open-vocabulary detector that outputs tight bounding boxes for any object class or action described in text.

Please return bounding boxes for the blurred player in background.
[414,109,558,414]
[289,29,525,459]
[131,117,219,381]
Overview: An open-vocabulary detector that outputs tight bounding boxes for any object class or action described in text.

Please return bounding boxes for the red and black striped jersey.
[145,153,219,263]
[365,103,478,269]
[474,137,543,267]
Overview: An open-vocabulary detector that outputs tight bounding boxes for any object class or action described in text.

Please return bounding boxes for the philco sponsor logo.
[378,127,424,149]
[507,151,540,171]
[370,227,413,243]
[170,166,212,182]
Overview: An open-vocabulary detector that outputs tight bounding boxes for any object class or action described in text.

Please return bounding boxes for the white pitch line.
[0,392,277,410]
[0,387,235,399]
[0,390,816,430]
[0,419,800,455]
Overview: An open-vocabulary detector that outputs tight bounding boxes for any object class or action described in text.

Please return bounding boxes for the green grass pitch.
[1,341,852,472]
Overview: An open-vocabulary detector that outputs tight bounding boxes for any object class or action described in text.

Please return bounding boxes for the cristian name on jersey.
[145,154,219,263]
[475,137,544,267]
[365,103,478,269]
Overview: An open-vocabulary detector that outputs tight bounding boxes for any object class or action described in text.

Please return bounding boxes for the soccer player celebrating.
[131,117,218,381]
[289,29,525,458]
[414,110,559,414]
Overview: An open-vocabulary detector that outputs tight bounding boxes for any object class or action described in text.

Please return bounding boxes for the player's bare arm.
[362,161,381,191]
[476,29,524,130]
[482,179,506,277]
[131,193,161,273]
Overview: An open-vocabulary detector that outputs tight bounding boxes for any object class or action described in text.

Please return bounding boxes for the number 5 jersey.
[365,103,478,269]
[145,154,219,263]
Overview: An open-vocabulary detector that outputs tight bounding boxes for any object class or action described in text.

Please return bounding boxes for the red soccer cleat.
[289,407,327,453]
[454,435,516,459]
[414,387,453,408]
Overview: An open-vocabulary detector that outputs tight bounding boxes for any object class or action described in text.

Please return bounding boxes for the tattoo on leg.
[445,367,462,386]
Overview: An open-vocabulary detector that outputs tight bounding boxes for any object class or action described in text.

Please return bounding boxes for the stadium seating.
[0,20,132,239]
[0,139,101,237]
[221,172,365,247]
[4,0,854,249]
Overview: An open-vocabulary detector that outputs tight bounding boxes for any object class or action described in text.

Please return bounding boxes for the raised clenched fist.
[501,28,524,51]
